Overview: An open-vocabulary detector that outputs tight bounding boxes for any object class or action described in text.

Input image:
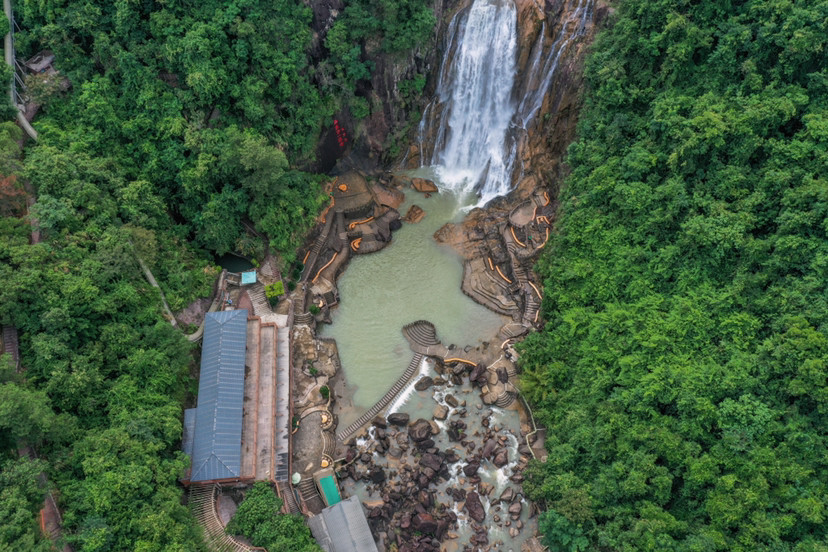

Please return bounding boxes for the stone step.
[495,392,517,408]
[281,484,301,514]
[294,312,314,326]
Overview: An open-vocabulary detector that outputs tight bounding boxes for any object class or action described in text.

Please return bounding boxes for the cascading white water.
[421,0,594,207]
[428,0,519,207]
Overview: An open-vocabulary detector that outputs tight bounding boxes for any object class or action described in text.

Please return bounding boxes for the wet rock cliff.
[309,0,467,167]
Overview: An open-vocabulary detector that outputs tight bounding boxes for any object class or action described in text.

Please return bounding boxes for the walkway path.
[300,213,335,282]
[186,271,226,342]
[189,485,263,552]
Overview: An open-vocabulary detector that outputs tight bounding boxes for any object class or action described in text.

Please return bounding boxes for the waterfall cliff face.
[418,0,598,206]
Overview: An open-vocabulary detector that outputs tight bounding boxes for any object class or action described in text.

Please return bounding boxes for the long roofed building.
[184,309,249,483]
[183,306,291,486]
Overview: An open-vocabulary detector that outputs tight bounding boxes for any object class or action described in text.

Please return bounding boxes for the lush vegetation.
[226,483,320,552]
[0,0,435,550]
[519,0,828,551]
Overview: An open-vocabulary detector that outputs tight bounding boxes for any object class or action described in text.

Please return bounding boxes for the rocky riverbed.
[338,356,545,552]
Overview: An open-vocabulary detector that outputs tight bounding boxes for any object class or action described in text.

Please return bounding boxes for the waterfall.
[427,0,519,207]
[421,0,594,207]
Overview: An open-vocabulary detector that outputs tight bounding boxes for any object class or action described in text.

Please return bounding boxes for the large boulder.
[411,178,438,193]
[420,452,443,472]
[433,404,449,421]
[465,491,486,523]
[409,419,433,442]
[414,377,434,391]
[493,449,509,468]
[481,438,498,460]
[411,513,438,534]
[497,367,509,383]
[463,460,480,477]
[371,183,404,209]
[369,467,386,484]
[387,412,410,426]
[403,205,426,223]
[469,364,487,386]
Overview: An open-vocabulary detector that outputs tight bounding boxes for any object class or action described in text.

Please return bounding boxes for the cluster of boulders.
[342,390,535,551]
[341,416,457,552]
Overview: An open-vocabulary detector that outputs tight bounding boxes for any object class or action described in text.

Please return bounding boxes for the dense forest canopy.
[519,0,828,550]
[0,0,434,549]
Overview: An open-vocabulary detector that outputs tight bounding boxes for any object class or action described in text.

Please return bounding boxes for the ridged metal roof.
[182,408,196,457]
[308,496,378,552]
[190,309,248,482]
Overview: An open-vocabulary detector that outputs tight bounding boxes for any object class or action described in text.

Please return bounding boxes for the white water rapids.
[420,0,594,207]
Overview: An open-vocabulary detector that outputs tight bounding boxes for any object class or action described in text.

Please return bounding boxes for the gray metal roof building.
[189,309,249,483]
[307,496,378,552]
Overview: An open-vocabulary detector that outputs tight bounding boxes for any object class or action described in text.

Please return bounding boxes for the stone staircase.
[321,430,336,458]
[293,312,314,325]
[499,322,529,340]
[402,320,439,348]
[278,482,302,514]
[505,237,542,326]
[292,286,314,326]
[336,353,424,443]
[495,391,517,408]
[247,284,271,317]
[301,215,335,282]
[463,259,520,316]
[523,288,541,326]
[190,485,261,552]
[298,477,325,514]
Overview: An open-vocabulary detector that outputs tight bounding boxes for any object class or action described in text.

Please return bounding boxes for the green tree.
[227,482,321,552]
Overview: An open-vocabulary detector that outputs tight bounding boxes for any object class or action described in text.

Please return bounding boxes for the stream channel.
[320,170,537,550]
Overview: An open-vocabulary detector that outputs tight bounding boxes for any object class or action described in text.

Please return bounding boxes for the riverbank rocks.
[403,204,425,223]
[433,404,449,421]
[387,412,410,426]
